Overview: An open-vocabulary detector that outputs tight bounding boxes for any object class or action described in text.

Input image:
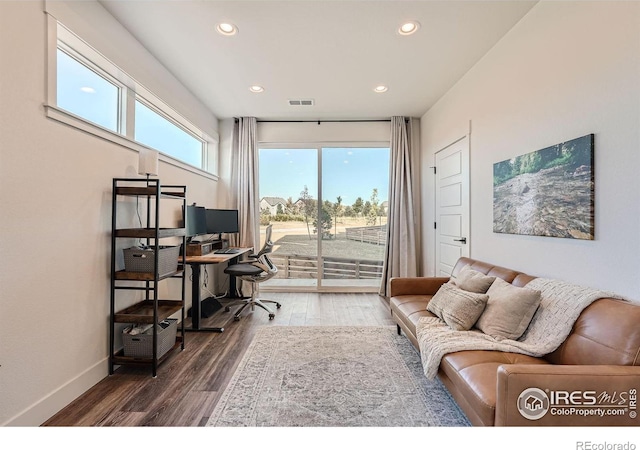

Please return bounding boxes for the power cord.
[202,266,231,299]
[135,196,144,247]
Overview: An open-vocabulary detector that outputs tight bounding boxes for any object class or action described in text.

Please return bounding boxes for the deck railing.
[270,254,384,279]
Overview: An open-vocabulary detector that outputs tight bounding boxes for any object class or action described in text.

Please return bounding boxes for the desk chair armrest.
[237,256,259,264]
[250,262,271,272]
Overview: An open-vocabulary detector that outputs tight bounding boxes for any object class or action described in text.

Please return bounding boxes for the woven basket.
[123,245,179,277]
[122,319,177,359]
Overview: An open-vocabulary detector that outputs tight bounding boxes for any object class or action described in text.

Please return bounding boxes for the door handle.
[454,237,467,244]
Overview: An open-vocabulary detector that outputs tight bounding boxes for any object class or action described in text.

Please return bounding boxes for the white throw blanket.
[416,278,622,380]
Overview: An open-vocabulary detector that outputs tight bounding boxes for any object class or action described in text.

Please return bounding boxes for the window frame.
[134,94,206,169]
[55,42,125,134]
[44,15,218,179]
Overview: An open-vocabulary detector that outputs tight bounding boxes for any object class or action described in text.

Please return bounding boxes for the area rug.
[206,326,470,427]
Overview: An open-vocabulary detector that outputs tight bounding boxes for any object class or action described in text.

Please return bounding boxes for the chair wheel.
[276,303,281,309]
[224,306,230,312]
[269,314,275,320]
[233,316,240,321]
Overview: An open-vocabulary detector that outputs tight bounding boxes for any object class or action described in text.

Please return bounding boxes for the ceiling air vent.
[288,99,315,106]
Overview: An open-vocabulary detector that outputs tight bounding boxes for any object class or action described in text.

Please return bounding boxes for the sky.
[259,147,390,206]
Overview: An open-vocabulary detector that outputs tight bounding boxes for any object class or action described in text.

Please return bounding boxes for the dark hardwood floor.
[43,292,394,426]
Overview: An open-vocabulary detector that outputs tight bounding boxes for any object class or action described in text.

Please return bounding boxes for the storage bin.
[123,245,180,277]
[122,319,178,359]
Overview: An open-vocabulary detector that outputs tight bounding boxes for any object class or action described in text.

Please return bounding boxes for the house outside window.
[260,197,288,216]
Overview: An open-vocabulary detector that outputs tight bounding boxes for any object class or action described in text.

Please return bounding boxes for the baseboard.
[3,357,108,426]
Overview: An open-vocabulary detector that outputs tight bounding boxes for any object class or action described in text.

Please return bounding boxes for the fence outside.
[345,225,387,246]
[270,254,384,280]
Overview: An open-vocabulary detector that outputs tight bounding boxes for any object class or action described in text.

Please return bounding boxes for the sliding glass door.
[320,147,389,288]
[259,147,319,289]
[258,145,389,291]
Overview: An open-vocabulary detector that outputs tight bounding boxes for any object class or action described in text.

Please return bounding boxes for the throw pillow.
[427,282,489,331]
[476,278,542,340]
[454,265,496,293]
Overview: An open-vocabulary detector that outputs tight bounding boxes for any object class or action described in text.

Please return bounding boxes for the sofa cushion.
[453,265,496,293]
[476,278,542,340]
[427,283,489,331]
[440,350,549,426]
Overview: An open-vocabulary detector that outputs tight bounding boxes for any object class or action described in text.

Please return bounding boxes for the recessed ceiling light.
[373,85,388,93]
[216,22,238,36]
[249,85,264,93]
[398,21,420,36]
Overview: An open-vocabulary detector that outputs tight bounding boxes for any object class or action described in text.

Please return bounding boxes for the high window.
[46,18,217,175]
[134,99,204,168]
[56,48,120,133]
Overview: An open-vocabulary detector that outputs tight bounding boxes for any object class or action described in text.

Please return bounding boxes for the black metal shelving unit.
[109,178,187,377]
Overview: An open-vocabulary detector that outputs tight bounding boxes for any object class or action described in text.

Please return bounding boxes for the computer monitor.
[206,209,239,235]
[185,205,207,239]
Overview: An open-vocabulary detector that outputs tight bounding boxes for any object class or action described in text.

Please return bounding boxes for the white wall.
[257,120,391,144]
[0,1,219,425]
[420,1,640,299]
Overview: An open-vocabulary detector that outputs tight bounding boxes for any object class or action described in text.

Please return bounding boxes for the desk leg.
[191,264,202,329]
[185,264,224,333]
[228,257,240,298]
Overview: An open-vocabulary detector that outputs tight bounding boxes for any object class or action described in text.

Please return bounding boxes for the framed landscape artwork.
[493,134,594,240]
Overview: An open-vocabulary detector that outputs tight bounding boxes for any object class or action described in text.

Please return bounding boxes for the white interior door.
[434,137,470,276]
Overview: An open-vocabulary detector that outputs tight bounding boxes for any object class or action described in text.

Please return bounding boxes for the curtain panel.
[230,117,260,252]
[380,116,419,296]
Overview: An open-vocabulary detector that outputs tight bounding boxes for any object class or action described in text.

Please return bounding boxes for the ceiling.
[98,0,538,121]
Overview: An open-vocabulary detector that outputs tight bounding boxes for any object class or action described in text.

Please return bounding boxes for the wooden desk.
[181,247,252,332]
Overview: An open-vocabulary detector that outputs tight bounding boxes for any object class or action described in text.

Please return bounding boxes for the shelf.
[115,186,186,198]
[114,228,186,239]
[114,300,183,323]
[110,178,186,377]
[114,267,184,281]
[111,336,183,365]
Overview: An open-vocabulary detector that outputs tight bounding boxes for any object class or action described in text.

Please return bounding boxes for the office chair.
[223,224,281,321]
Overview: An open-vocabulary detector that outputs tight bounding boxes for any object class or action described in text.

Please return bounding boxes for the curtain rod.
[237,118,410,123]
[255,119,392,123]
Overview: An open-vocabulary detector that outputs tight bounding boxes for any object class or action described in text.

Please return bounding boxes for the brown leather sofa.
[390,257,640,426]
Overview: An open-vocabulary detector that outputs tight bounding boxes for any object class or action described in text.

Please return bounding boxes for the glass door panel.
[258,148,318,289]
[320,147,390,289]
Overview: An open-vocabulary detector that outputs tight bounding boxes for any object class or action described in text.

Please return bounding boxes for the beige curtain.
[230,117,260,252]
[380,116,419,297]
